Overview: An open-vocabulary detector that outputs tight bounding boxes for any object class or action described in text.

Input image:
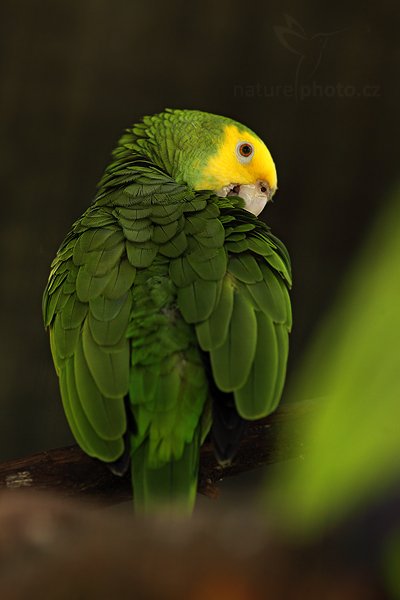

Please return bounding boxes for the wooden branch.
[0,400,312,505]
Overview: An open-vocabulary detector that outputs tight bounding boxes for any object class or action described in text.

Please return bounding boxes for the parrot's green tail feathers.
[131,433,200,515]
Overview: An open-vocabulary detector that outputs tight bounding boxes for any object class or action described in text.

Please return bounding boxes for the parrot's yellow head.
[119,109,277,216]
[194,122,277,216]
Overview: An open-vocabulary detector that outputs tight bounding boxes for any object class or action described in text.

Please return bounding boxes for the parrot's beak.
[216,180,276,216]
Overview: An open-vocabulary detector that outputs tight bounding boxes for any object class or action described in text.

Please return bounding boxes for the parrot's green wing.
[43,207,132,462]
[216,201,292,419]
[169,196,292,460]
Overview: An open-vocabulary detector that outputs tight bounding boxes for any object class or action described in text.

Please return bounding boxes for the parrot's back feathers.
[43,111,291,513]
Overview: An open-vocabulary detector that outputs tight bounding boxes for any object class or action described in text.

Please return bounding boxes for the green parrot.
[43,109,292,513]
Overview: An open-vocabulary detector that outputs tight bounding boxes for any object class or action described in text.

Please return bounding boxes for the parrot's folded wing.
[171,197,292,459]
[43,215,132,462]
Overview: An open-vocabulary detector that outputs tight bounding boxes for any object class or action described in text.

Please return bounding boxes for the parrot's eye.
[239,143,252,156]
[236,142,254,164]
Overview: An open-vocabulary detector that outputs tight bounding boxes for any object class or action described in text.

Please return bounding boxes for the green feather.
[234,311,279,419]
[247,264,287,323]
[231,223,256,233]
[60,294,87,330]
[74,336,126,439]
[47,271,67,295]
[225,239,250,253]
[267,231,292,277]
[151,207,183,225]
[151,202,183,221]
[75,265,113,302]
[228,254,263,284]
[126,240,157,268]
[62,280,77,295]
[80,208,116,229]
[49,328,63,373]
[210,289,257,391]
[246,237,274,256]
[64,357,124,461]
[52,239,75,263]
[184,212,209,235]
[114,206,152,220]
[89,294,127,321]
[264,251,292,285]
[177,279,220,323]
[103,259,136,299]
[187,247,227,281]
[196,275,234,351]
[196,218,225,248]
[59,364,90,452]
[88,293,131,346]
[159,230,188,258]
[117,216,152,231]
[183,198,207,213]
[82,320,129,398]
[276,275,293,329]
[43,283,64,326]
[52,315,80,359]
[121,225,152,243]
[169,256,197,287]
[73,229,117,264]
[152,220,180,244]
[271,322,289,410]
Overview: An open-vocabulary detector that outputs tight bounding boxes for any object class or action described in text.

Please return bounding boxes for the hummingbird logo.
[274,15,344,96]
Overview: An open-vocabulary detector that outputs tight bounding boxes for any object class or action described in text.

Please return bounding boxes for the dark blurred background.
[0,0,398,460]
